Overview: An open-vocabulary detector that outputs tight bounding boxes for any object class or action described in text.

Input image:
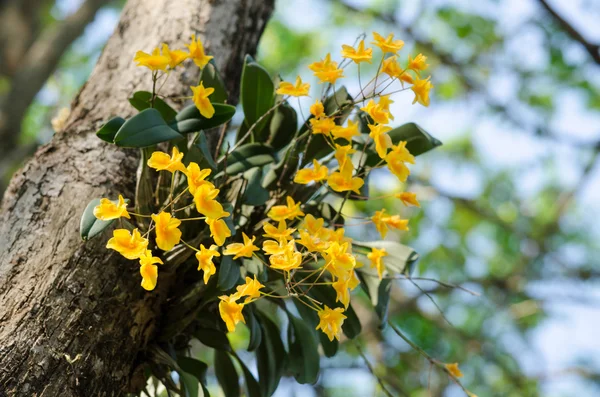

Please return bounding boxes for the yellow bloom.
[445,363,463,378]
[361,99,392,125]
[399,72,414,86]
[262,239,289,256]
[106,228,148,260]
[147,147,187,173]
[302,214,325,235]
[263,220,296,241]
[332,278,351,308]
[219,295,245,332]
[152,212,182,251]
[327,161,364,195]
[276,76,310,97]
[186,162,213,195]
[193,184,229,220]
[191,82,215,119]
[407,53,428,75]
[371,32,404,54]
[384,215,409,231]
[140,262,159,291]
[323,242,356,279]
[396,192,420,207]
[386,142,414,182]
[234,275,265,302]
[378,95,394,112]
[223,232,259,259]
[297,229,329,253]
[93,194,130,221]
[368,124,392,159]
[139,250,162,291]
[309,116,336,135]
[411,76,433,107]
[269,242,303,271]
[381,56,402,78]
[161,43,188,68]
[308,53,344,84]
[294,159,329,184]
[134,47,170,71]
[186,34,214,68]
[332,120,360,141]
[367,247,387,279]
[196,244,220,283]
[371,209,409,238]
[310,100,324,118]
[334,144,357,171]
[372,209,389,239]
[316,305,347,341]
[341,40,373,64]
[206,218,231,246]
[267,196,304,222]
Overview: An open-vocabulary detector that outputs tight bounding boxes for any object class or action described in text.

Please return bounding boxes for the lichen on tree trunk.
[0,0,273,395]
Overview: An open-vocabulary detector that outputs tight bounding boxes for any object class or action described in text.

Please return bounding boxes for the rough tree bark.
[0,0,273,395]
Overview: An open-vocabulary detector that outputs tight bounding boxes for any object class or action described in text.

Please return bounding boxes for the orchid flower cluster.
[85,32,435,347]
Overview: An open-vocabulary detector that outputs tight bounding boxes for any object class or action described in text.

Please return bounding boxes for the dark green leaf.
[218,143,276,177]
[243,167,269,206]
[179,371,200,397]
[80,198,115,241]
[113,108,182,148]
[268,101,297,150]
[245,305,262,352]
[240,55,275,141]
[319,331,339,357]
[218,255,240,291]
[96,117,125,143]
[170,103,236,134]
[214,350,240,397]
[287,313,320,384]
[128,91,177,122]
[194,328,232,351]
[357,272,392,327]
[256,312,287,396]
[178,356,209,385]
[231,353,262,397]
[199,60,228,103]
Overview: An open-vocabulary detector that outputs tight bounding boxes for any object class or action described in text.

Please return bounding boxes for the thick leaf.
[114,108,182,147]
[268,101,297,151]
[353,240,420,275]
[178,356,209,397]
[244,305,262,352]
[243,167,269,206]
[180,371,200,397]
[183,131,217,170]
[214,350,240,397]
[128,91,177,121]
[218,256,240,291]
[231,353,262,397]
[357,272,392,327]
[194,328,232,351]
[96,117,125,143]
[287,313,320,384]
[218,143,276,177]
[80,198,115,241]
[170,103,236,134]
[364,122,442,167]
[240,55,275,141]
[318,331,339,358]
[199,60,228,103]
[256,312,287,397]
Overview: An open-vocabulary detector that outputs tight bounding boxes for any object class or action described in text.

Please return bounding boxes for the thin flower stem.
[179,217,206,222]
[354,341,395,397]
[180,239,199,252]
[128,212,152,218]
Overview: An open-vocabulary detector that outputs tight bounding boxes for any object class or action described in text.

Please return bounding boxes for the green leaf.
[240,55,275,141]
[231,352,262,397]
[199,60,228,103]
[287,313,320,384]
[255,312,287,396]
[245,305,262,352]
[128,91,177,121]
[80,198,115,241]
[364,122,442,167]
[113,108,182,148]
[178,356,210,397]
[179,370,200,397]
[319,331,339,358]
[353,240,420,275]
[170,103,236,134]
[218,255,240,291]
[268,101,297,150]
[357,273,392,327]
[96,117,125,143]
[214,350,240,397]
[194,328,232,351]
[218,143,276,177]
[243,167,269,206]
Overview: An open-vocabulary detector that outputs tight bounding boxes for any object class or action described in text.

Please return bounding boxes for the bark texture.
[0,0,273,395]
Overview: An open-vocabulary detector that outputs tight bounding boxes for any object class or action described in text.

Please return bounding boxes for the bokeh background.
[1,0,600,396]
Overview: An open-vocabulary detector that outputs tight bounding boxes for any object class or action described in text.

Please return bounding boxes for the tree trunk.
[0,0,273,395]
